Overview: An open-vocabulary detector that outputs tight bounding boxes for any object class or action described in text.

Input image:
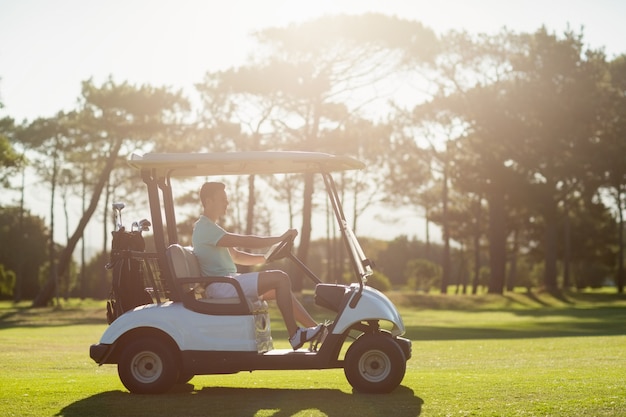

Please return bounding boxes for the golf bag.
[105,228,153,324]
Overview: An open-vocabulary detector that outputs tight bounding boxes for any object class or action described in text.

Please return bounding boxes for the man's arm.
[228,248,265,266]
[217,229,297,249]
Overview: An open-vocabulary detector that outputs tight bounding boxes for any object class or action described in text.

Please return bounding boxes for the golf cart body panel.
[91,151,411,394]
[97,302,272,352]
[333,284,406,337]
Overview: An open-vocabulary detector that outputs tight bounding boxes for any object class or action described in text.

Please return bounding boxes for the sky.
[2,0,626,122]
[1,0,626,244]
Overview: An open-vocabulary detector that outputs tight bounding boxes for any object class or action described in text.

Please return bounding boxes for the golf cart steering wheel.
[265,233,296,263]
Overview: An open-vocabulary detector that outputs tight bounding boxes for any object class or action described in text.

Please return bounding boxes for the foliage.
[396,26,620,294]
[405,258,441,292]
[0,205,49,300]
[0,110,24,187]
[21,78,189,306]
[375,236,446,286]
[572,261,613,289]
[0,264,15,298]
[364,270,392,292]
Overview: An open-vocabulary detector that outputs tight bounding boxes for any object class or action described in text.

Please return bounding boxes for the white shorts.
[206,272,259,299]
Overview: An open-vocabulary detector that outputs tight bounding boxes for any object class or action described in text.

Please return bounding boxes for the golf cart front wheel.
[118,338,178,394]
[344,333,406,394]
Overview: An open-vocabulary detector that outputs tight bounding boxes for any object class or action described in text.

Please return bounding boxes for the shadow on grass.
[0,305,107,329]
[56,385,423,417]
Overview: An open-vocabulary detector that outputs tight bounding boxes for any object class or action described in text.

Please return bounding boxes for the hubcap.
[131,350,163,383]
[358,349,391,382]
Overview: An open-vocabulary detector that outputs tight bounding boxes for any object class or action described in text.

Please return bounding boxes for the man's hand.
[219,228,298,249]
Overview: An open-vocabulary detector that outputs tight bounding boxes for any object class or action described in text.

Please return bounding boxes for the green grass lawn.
[1,292,625,417]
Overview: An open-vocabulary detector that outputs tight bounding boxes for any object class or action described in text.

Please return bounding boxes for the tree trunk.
[49,143,59,306]
[472,199,482,295]
[617,187,625,293]
[14,163,26,303]
[543,200,559,293]
[80,165,86,299]
[440,165,450,294]
[32,138,123,307]
[425,211,431,260]
[100,179,111,298]
[562,206,571,289]
[245,175,256,236]
[487,189,506,294]
[506,228,519,292]
[472,230,481,295]
[294,172,314,292]
[239,174,256,274]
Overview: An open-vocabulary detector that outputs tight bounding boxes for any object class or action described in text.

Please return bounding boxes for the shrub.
[405,258,441,293]
[366,271,392,292]
[0,264,15,299]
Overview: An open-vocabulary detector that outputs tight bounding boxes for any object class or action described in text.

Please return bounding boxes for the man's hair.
[200,182,225,208]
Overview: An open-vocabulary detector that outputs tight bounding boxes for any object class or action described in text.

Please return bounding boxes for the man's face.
[210,189,229,217]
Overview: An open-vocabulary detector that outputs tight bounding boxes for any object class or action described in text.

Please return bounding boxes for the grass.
[0,292,625,416]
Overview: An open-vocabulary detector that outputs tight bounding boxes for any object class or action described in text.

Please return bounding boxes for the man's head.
[200,182,228,218]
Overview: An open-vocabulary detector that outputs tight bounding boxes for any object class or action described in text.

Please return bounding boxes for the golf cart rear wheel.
[118,338,178,394]
[344,333,406,394]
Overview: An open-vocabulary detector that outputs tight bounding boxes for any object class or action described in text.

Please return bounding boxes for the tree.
[32,78,188,306]
[194,15,437,289]
[0,117,22,187]
[395,29,522,295]
[405,258,441,292]
[0,206,48,300]
[506,29,609,292]
[401,27,611,294]
[0,94,23,186]
[599,54,626,293]
[0,265,15,299]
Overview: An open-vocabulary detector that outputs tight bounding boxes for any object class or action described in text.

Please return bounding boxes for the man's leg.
[291,294,317,327]
[257,271,298,336]
[261,289,317,328]
[257,270,323,349]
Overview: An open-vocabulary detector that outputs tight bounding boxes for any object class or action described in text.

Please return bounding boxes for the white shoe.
[290,324,323,350]
[309,325,329,352]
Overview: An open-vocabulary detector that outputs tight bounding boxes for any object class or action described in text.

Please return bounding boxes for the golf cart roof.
[128,151,365,177]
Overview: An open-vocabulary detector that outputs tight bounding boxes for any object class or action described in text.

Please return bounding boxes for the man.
[192,181,323,350]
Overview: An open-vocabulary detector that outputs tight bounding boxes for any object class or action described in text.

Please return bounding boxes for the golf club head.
[138,218,151,231]
[112,203,125,231]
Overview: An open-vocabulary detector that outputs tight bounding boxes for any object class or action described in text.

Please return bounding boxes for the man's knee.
[259,270,291,292]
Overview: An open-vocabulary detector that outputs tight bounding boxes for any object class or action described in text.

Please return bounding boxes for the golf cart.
[90,151,411,394]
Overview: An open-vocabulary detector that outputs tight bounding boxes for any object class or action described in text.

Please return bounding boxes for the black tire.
[344,333,406,394]
[117,338,178,394]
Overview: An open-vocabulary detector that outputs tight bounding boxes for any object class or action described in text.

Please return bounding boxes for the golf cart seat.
[166,244,267,315]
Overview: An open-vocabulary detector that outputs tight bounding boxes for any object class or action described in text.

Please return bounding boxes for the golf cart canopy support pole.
[141,168,180,302]
[322,174,363,281]
[158,174,178,246]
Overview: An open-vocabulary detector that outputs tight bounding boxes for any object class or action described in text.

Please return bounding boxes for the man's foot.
[290,324,323,350]
[309,325,329,352]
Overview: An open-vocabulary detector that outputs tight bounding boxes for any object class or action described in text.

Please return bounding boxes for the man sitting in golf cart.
[192,181,324,350]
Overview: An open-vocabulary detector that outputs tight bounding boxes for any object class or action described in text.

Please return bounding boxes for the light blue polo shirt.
[192,215,237,277]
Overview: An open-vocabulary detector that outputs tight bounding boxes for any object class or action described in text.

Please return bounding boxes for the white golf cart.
[90,151,411,394]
